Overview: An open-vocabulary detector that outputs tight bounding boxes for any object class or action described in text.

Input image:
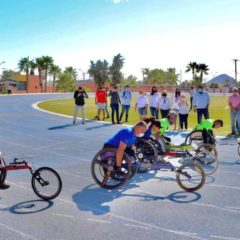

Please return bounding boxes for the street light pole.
[233,59,239,84]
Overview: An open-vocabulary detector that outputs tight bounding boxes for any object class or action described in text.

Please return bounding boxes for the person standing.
[109,85,121,124]
[189,86,195,111]
[8,84,13,95]
[104,87,110,119]
[193,85,210,123]
[173,88,181,113]
[178,95,189,130]
[95,86,107,120]
[159,90,171,118]
[73,87,88,125]
[149,86,160,119]
[120,85,132,122]
[228,87,240,135]
[135,91,148,119]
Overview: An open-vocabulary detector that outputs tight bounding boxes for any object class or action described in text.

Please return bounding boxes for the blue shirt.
[105,128,136,147]
[144,126,152,138]
[193,91,210,109]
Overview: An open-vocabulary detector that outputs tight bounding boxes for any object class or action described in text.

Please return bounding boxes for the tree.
[142,68,150,82]
[185,62,198,84]
[64,66,78,81]
[29,60,37,75]
[18,57,30,92]
[122,75,138,86]
[50,65,61,92]
[146,68,177,85]
[1,69,18,80]
[88,59,109,86]
[35,57,45,92]
[197,63,209,83]
[41,56,54,92]
[110,54,125,84]
[56,72,75,92]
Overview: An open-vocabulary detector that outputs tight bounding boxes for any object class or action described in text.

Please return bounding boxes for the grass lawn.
[38,96,231,136]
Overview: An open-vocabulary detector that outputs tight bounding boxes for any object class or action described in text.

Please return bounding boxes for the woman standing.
[109,85,121,124]
[178,95,189,130]
[120,85,132,122]
[159,90,171,118]
[135,91,148,119]
[149,86,160,119]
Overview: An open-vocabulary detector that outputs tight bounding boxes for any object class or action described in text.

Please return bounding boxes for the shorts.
[98,103,106,110]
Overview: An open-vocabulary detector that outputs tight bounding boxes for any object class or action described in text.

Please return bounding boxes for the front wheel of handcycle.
[31,167,62,200]
[91,148,132,190]
[175,162,206,192]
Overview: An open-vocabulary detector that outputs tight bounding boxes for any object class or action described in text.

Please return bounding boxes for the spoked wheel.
[136,139,158,173]
[91,148,132,189]
[185,130,203,150]
[31,167,62,200]
[194,144,218,175]
[176,162,206,192]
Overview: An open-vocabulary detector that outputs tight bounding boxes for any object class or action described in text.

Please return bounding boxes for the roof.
[0,79,18,84]
[206,74,235,86]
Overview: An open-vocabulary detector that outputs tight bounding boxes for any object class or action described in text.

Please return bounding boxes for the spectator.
[95,85,107,120]
[149,86,160,119]
[120,85,132,122]
[189,86,195,111]
[8,84,13,95]
[135,91,148,119]
[173,88,181,113]
[103,87,110,119]
[159,90,171,118]
[193,85,210,123]
[228,87,240,135]
[109,85,121,124]
[178,95,189,130]
[73,87,88,125]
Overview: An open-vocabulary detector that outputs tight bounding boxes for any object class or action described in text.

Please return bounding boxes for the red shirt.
[96,90,107,103]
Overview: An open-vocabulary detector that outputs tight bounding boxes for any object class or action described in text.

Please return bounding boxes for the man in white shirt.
[159,91,171,118]
[120,85,132,122]
[150,86,160,119]
[135,91,148,119]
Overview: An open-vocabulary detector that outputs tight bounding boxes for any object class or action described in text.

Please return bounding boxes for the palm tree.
[185,62,198,83]
[142,68,150,82]
[18,57,30,92]
[29,60,37,75]
[50,64,61,92]
[197,63,209,83]
[64,66,78,81]
[41,56,54,92]
[36,57,45,92]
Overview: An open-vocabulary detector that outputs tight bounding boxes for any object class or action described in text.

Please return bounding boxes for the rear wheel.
[185,130,203,149]
[91,148,131,189]
[31,167,62,200]
[176,162,205,192]
[194,144,218,175]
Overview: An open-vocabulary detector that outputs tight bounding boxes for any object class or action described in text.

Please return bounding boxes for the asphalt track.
[0,94,240,240]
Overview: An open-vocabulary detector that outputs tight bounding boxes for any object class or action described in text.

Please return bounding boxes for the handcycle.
[136,136,218,176]
[0,152,62,200]
[91,145,206,192]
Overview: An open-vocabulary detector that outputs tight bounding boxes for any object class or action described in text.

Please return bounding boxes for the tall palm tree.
[36,57,45,92]
[42,56,54,92]
[18,57,30,92]
[64,66,77,81]
[185,62,198,83]
[50,64,61,92]
[29,60,37,75]
[197,63,209,83]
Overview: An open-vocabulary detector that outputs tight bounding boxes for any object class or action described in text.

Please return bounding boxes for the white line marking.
[51,213,74,218]
[87,218,111,224]
[225,206,240,211]
[209,184,240,191]
[211,235,240,240]
[124,223,151,230]
[192,203,240,214]
[0,222,39,240]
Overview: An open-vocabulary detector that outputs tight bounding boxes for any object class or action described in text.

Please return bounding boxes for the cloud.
[111,0,128,4]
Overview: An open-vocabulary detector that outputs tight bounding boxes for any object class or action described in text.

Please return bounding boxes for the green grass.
[38,96,231,135]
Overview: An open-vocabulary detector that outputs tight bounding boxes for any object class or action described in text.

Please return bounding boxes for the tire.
[135,139,158,173]
[91,148,131,189]
[31,167,62,200]
[176,162,206,192]
[185,130,203,149]
[194,144,218,175]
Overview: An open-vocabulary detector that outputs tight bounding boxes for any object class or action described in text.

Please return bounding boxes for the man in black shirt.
[73,87,88,124]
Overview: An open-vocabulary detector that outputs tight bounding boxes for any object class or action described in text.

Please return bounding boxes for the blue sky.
[0,0,240,80]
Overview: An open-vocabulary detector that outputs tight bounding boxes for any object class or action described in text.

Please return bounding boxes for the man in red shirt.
[95,86,107,120]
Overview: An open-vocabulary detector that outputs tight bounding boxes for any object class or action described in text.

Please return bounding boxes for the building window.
[17,82,27,91]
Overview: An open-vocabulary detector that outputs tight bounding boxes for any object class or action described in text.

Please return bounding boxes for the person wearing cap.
[193,85,210,123]
[228,87,240,135]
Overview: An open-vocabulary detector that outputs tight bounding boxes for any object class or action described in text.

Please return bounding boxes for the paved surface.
[0,94,240,240]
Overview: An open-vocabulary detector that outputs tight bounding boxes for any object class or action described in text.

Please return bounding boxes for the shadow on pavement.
[85,123,113,131]
[48,120,96,130]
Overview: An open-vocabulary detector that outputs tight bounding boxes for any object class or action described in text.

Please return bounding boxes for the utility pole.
[233,59,239,84]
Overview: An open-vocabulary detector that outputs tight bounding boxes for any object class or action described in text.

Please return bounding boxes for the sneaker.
[115,167,126,177]
[0,183,10,190]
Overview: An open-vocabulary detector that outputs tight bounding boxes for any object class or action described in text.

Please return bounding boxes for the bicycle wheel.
[176,162,206,192]
[194,144,218,175]
[31,167,62,200]
[91,148,131,189]
[185,130,203,149]
[136,139,158,173]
